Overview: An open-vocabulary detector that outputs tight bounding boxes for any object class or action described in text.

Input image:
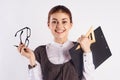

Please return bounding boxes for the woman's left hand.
[77,35,91,53]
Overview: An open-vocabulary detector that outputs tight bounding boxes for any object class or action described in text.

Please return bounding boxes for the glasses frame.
[14,27,31,47]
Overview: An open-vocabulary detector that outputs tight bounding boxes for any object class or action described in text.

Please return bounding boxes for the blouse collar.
[51,40,72,48]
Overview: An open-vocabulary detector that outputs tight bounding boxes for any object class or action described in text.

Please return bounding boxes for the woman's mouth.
[55,29,66,34]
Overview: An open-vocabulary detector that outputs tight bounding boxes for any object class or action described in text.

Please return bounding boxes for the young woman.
[17,5,95,80]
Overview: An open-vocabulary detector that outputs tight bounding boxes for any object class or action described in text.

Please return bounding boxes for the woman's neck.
[54,38,68,44]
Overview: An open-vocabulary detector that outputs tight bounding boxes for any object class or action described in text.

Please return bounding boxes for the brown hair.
[48,5,72,23]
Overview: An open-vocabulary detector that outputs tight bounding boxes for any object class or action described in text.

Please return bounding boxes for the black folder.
[91,26,112,68]
[69,26,112,75]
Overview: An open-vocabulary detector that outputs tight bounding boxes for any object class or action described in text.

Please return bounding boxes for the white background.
[0,0,120,80]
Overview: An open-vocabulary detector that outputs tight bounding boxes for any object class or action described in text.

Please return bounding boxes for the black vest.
[34,43,83,80]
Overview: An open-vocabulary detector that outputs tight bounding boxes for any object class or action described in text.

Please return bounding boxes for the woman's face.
[48,12,72,41]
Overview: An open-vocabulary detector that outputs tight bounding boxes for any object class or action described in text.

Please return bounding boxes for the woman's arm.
[82,52,95,80]
[77,35,95,80]
[17,43,43,80]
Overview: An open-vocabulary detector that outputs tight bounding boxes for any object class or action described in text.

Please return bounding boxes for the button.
[106,46,108,49]
[101,35,104,38]
[60,45,63,47]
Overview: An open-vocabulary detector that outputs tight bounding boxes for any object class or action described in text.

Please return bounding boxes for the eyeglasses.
[14,27,31,47]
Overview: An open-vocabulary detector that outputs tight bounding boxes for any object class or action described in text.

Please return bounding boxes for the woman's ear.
[47,22,50,28]
[70,23,73,29]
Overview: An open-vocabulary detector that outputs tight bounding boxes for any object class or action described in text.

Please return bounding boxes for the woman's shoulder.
[33,45,47,61]
[34,45,46,52]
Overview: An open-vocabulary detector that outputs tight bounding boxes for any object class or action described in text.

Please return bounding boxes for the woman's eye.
[62,21,67,24]
[52,21,57,24]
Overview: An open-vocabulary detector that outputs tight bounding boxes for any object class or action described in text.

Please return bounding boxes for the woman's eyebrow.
[62,18,68,20]
[52,18,68,21]
[52,18,57,21]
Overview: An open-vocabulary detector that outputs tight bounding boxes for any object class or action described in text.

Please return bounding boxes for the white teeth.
[55,30,65,33]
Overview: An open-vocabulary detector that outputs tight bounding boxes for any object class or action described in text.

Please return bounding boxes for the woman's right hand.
[17,43,36,66]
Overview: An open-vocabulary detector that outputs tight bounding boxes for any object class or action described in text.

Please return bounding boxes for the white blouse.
[28,40,95,80]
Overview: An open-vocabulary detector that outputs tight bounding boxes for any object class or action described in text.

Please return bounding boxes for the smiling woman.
[47,5,73,44]
[16,5,95,80]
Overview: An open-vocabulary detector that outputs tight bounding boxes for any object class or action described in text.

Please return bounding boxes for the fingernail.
[20,42,23,44]
[24,48,26,51]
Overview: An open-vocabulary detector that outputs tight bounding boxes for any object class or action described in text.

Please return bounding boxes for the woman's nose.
[56,22,63,28]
